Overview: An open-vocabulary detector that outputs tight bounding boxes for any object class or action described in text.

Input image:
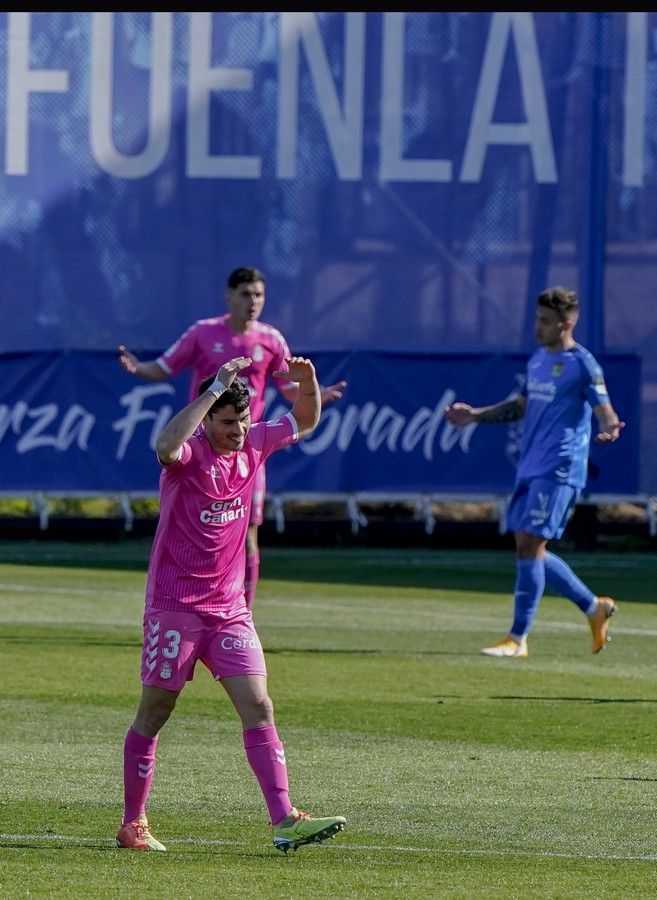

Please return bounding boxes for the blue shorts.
[506,477,580,540]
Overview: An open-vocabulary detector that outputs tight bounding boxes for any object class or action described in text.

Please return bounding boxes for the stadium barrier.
[6,491,655,538]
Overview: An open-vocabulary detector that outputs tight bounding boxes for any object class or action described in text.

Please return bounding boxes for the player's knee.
[135,693,177,735]
[515,530,545,558]
[249,693,274,724]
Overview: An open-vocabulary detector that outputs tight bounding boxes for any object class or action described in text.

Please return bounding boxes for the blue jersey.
[516,344,610,488]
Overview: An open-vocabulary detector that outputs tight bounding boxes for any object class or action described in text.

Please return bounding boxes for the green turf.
[1,543,657,898]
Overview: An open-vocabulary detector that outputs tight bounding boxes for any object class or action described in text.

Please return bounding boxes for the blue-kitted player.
[445,286,625,658]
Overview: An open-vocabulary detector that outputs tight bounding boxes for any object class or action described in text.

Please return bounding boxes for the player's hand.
[118,345,138,374]
[320,380,347,405]
[273,356,317,385]
[595,420,625,443]
[217,356,252,386]
[444,402,475,426]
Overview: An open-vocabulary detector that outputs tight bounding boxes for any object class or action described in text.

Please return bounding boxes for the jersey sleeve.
[158,440,193,469]
[579,352,611,407]
[248,413,300,462]
[518,369,529,399]
[157,322,200,377]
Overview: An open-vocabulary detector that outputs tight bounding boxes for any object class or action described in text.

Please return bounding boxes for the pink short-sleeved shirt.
[156,314,292,417]
[145,413,299,614]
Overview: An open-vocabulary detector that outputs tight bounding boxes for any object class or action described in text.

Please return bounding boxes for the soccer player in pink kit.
[116,354,346,853]
[118,266,346,610]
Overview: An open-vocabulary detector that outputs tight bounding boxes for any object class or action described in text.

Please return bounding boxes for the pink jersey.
[157,314,292,418]
[145,413,299,614]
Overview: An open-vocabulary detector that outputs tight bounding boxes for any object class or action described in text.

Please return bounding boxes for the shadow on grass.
[491,695,657,704]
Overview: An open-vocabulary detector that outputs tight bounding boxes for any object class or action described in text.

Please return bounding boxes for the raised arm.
[273,357,321,437]
[155,356,251,464]
[444,394,527,426]
[118,345,169,382]
[593,402,625,444]
[278,379,347,409]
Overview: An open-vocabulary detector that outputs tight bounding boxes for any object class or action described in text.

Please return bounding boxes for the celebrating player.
[118,266,346,610]
[116,354,346,852]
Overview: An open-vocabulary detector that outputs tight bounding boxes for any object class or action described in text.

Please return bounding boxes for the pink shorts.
[140,606,267,691]
[250,464,266,526]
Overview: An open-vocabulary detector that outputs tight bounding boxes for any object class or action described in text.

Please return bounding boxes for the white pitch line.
[0,582,139,598]
[1,582,657,639]
[1,586,656,639]
[1,833,657,861]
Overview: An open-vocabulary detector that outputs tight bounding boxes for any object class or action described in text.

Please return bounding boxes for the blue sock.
[510,558,545,639]
[544,551,595,614]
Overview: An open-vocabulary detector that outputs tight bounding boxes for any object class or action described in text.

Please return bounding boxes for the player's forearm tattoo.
[477,400,524,423]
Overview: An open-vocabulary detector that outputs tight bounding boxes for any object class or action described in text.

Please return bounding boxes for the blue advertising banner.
[0,13,654,489]
[0,351,640,495]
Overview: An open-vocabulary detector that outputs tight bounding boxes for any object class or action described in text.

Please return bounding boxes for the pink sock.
[123,727,159,824]
[243,724,292,825]
[245,552,260,610]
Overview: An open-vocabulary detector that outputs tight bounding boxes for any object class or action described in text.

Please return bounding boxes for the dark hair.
[227,267,266,289]
[537,286,579,322]
[198,375,250,415]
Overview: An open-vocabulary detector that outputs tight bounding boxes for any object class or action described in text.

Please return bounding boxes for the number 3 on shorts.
[162,629,181,659]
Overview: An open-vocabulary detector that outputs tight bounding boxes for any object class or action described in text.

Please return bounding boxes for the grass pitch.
[1,541,657,898]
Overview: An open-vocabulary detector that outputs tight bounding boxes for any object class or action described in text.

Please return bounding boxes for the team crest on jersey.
[213,342,224,353]
[252,343,264,362]
[159,662,172,680]
[237,455,249,477]
[551,363,565,378]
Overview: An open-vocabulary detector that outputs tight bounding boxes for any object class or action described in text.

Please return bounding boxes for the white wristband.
[207,374,228,399]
